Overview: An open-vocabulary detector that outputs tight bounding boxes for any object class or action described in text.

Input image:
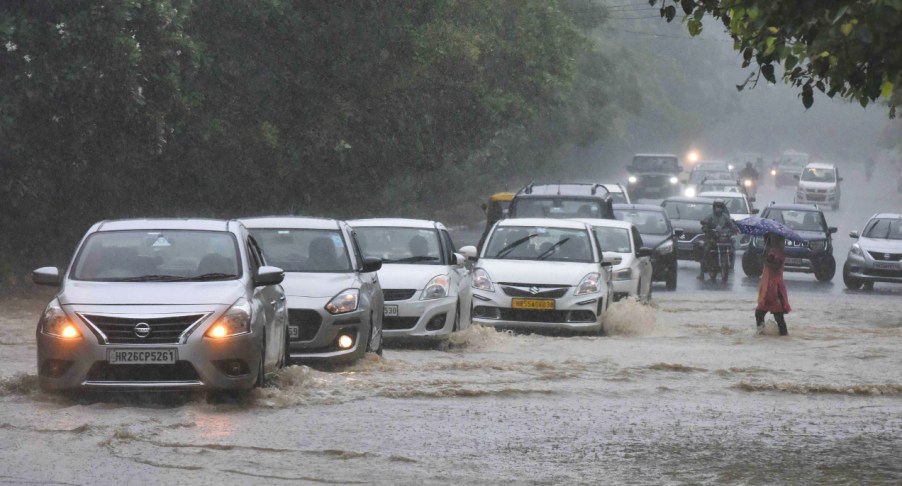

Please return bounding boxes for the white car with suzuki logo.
[794,162,843,209]
[33,219,288,394]
[459,218,612,334]
[243,217,384,364]
[575,219,653,302]
[348,218,470,342]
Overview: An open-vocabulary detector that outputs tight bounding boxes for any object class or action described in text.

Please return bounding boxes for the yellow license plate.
[511,298,555,310]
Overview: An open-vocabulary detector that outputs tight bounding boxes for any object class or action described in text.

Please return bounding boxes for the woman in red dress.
[756,234,791,335]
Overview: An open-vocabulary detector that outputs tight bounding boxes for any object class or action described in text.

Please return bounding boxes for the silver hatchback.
[843,213,902,290]
[33,219,288,392]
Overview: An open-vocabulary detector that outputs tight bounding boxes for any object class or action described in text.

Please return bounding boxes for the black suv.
[508,183,615,219]
[614,203,680,290]
[626,154,682,199]
[741,203,838,282]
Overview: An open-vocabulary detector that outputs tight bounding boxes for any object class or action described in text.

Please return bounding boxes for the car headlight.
[628,175,638,184]
[743,179,753,187]
[471,268,495,292]
[324,289,359,315]
[850,244,863,257]
[613,268,632,281]
[684,187,696,197]
[656,240,674,255]
[575,272,601,295]
[669,176,679,185]
[206,298,252,338]
[808,240,826,252]
[40,299,81,339]
[422,274,451,300]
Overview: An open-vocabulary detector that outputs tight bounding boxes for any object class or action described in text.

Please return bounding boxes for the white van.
[795,162,842,209]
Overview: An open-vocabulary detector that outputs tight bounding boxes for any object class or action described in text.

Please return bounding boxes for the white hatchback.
[795,162,843,209]
[574,219,653,302]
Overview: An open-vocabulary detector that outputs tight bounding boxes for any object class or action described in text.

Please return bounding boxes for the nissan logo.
[886,254,892,261]
[134,322,151,338]
[529,286,540,295]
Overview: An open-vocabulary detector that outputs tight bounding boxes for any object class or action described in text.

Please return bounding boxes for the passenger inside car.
[307,237,340,271]
[408,235,430,258]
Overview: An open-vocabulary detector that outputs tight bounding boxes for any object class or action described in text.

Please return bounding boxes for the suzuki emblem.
[529,286,540,295]
[134,322,151,338]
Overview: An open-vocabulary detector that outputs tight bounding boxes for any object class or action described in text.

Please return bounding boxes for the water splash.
[734,381,902,396]
[447,324,512,350]
[603,297,659,336]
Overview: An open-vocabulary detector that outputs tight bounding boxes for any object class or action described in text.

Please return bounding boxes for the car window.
[72,230,241,281]
[608,192,628,204]
[663,201,713,221]
[485,226,594,262]
[354,227,444,264]
[249,228,353,273]
[631,156,678,172]
[350,231,365,270]
[614,210,671,235]
[513,198,602,219]
[440,229,456,262]
[593,226,632,253]
[800,167,836,183]
[765,209,825,232]
[247,236,266,271]
[631,227,644,251]
[864,218,902,240]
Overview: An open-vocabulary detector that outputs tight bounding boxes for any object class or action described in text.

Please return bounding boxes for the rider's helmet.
[712,199,727,216]
[745,161,753,169]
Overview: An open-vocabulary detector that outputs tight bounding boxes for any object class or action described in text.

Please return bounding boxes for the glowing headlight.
[684,187,696,197]
[206,298,251,338]
[771,169,777,176]
[743,179,753,187]
[325,289,359,314]
[422,274,451,300]
[850,244,863,257]
[808,240,827,252]
[669,176,679,185]
[613,268,633,281]
[471,268,495,292]
[628,175,638,184]
[656,240,674,254]
[575,272,601,295]
[728,164,735,171]
[40,300,81,339]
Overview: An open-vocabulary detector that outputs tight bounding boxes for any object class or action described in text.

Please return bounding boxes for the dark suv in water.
[742,203,838,282]
[614,203,680,290]
[508,183,615,220]
[626,154,683,199]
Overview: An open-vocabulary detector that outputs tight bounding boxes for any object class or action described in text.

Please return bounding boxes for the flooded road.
[2,165,901,484]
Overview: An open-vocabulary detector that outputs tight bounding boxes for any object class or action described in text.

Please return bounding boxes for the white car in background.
[598,183,631,204]
[575,219,652,302]
[348,218,470,342]
[795,162,843,209]
[460,218,612,334]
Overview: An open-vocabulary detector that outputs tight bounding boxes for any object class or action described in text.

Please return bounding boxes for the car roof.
[697,191,746,199]
[613,203,665,212]
[241,216,341,230]
[634,153,678,158]
[94,219,232,232]
[662,197,714,204]
[804,162,836,170]
[496,218,589,230]
[572,218,635,230]
[347,218,439,229]
[518,183,609,196]
[700,179,740,185]
[871,213,902,220]
[765,203,822,212]
[597,183,625,193]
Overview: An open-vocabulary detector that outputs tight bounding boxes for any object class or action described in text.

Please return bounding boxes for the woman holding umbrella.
[755,234,791,335]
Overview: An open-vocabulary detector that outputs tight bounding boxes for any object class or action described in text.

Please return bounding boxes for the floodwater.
[1,164,901,485]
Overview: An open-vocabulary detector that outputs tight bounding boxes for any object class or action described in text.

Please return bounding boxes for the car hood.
[798,181,836,190]
[60,280,246,306]
[631,171,678,176]
[858,237,902,253]
[671,219,703,235]
[378,264,450,290]
[639,234,671,248]
[478,259,598,285]
[281,272,360,298]
[788,230,827,243]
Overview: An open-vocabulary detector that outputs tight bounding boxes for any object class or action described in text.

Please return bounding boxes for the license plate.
[288,325,299,339]
[511,298,555,310]
[785,258,803,266]
[875,262,901,270]
[108,348,177,365]
[384,305,399,317]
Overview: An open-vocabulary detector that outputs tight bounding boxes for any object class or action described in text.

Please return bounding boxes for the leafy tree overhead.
[651,0,902,114]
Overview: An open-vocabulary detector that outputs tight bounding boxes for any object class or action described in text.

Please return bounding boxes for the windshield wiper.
[184,272,238,281]
[496,234,539,259]
[116,274,186,282]
[537,238,570,260]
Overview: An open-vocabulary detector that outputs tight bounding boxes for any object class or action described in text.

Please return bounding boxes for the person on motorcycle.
[697,200,739,280]
[739,161,759,181]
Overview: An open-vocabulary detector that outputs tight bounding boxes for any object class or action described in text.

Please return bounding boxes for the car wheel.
[842,262,862,290]
[665,263,677,290]
[815,255,836,282]
[365,311,383,356]
[742,251,763,277]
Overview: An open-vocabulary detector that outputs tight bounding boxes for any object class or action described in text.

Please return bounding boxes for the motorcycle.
[699,226,735,283]
[741,177,757,198]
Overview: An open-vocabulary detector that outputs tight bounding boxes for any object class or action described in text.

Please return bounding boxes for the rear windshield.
[800,167,836,183]
[615,209,671,235]
[662,201,713,221]
[513,198,604,219]
[698,195,748,214]
[765,209,825,232]
[485,226,594,262]
[698,183,740,194]
[354,227,444,264]
[631,156,679,172]
[863,218,902,240]
[689,170,733,184]
[72,230,241,282]
[249,229,352,273]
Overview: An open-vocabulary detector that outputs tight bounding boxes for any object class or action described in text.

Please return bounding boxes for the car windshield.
[765,209,825,232]
[663,201,713,221]
[485,226,594,262]
[249,229,352,272]
[780,154,809,167]
[800,167,836,183]
[354,227,444,264]
[593,226,632,253]
[514,198,603,219]
[614,209,671,235]
[608,192,628,204]
[698,183,740,193]
[72,230,240,282]
[689,170,733,184]
[631,156,678,172]
[863,218,902,240]
[698,195,748,214]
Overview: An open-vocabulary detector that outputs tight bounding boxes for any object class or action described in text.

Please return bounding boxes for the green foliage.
[652,0,902,115]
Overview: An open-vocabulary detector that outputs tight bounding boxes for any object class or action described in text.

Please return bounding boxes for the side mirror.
[828,227,838,234]
[452,253,465,266]
[636,247,653,258]
[673,228,685,237]
[459,245,478,261]
[254,265,284,287]
[33,267,61,286]
[793,174,800,180]
[849,231,859,239]
[751,208,760,214]
[362,257,383,273]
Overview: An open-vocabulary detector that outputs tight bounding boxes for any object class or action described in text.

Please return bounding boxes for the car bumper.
[845,254,902,284]
[285,297,368,363]
[795,192,838,204]
[382,294,457,340]
[469,288,604,332]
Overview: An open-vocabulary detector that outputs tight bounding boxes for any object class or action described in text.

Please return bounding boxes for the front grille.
[804,194,826,201]
[383,316,419,330]
[82,314,204,345]
[501,285,569,298]
[867,251,902,261]
[86,361,200,382]
[288,309,323,341]
[498,309,595,324]
[383,289,416,301]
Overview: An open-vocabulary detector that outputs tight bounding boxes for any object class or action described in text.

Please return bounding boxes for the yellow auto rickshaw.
[478,192,515,250]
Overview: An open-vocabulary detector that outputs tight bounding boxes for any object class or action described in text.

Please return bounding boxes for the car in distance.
[243,217,384,364]
[742,203,838,282]
[843,213,902,290]
[575,218,653,302]
[696,178,749,198]
[697,191,758,248]
[508,183,615,219]
[771,150,809,187]
[614,204,680,290]
[349,218,470,343]
[32,219,288,393]
[460,218,612,334]
[661,197,715,262]
[794,162,843,209]
[683,163,735,197]
[625,153,682,199]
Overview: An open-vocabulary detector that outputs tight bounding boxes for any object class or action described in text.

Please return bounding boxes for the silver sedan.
[33,219,288,393]
[843,213,902,290]
[243,217,384,364]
